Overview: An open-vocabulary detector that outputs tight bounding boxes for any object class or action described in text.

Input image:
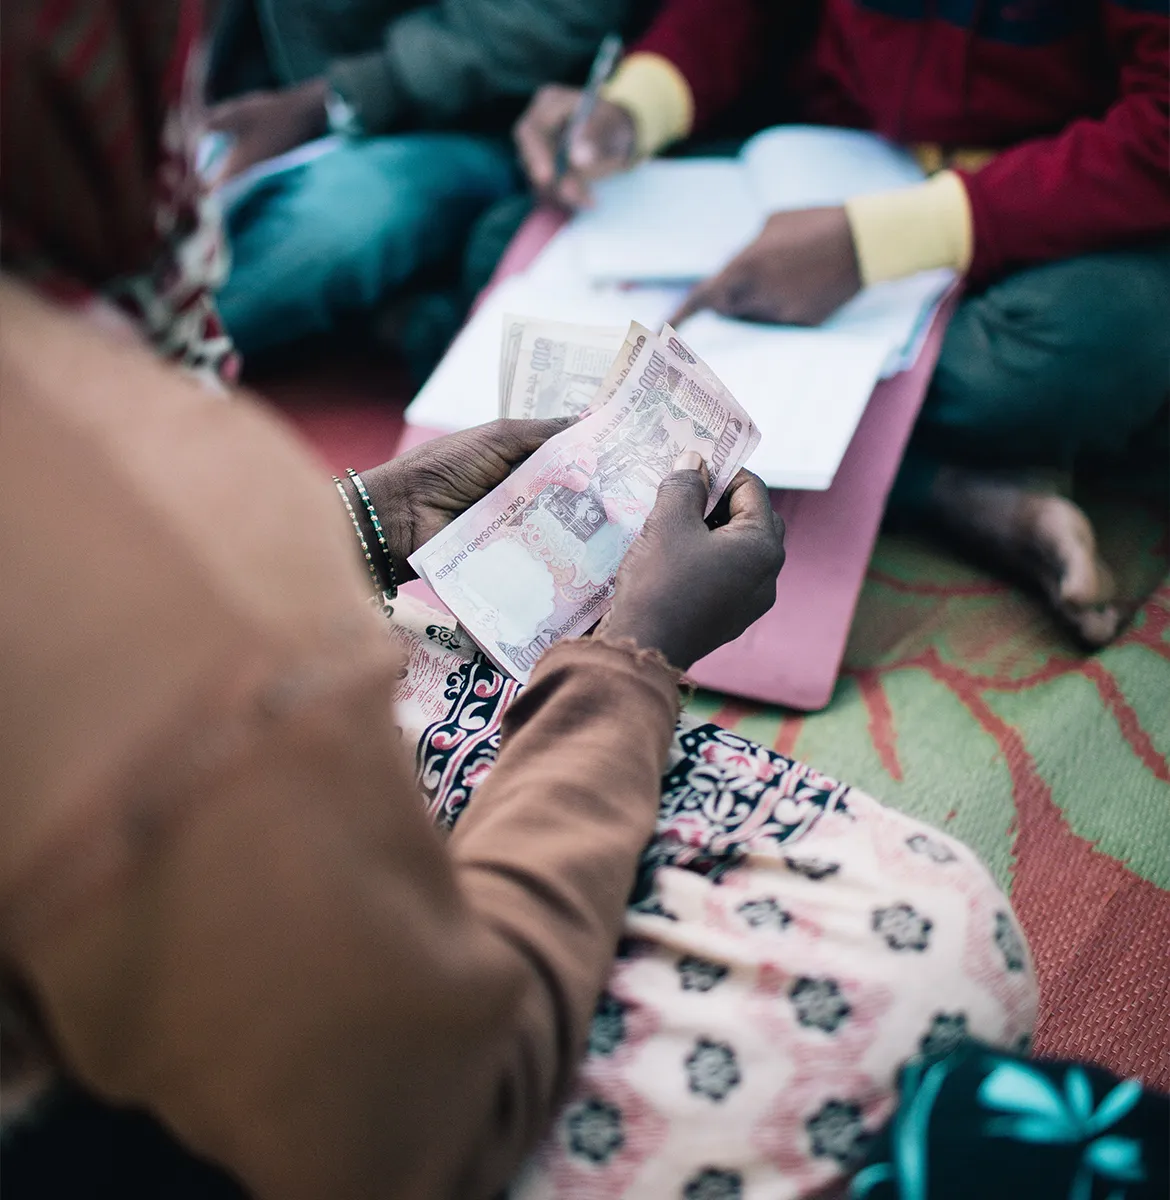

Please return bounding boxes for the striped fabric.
[0,0,236,381]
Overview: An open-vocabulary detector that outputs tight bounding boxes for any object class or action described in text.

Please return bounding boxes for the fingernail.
[674,451,703,472]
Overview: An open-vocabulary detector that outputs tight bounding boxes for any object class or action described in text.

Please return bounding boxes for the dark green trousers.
[891,244,1170,512]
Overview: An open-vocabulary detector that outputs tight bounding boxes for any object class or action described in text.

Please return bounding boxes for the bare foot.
[929,467,1122,647]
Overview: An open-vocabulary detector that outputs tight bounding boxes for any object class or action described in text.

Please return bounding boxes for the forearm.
[328,0,629,133]
[848,6,1169,287]
[447,637,681,1187]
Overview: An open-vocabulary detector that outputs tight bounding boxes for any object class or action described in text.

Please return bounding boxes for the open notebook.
[407,275,895,491]
[574,125,927,283]
[408,126,954,491]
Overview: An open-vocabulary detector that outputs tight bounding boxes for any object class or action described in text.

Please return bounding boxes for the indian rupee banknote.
[411,324,759,681]
[498,316,626,419]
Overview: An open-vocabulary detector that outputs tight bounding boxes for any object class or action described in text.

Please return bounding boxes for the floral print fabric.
[387,595,1040,1198]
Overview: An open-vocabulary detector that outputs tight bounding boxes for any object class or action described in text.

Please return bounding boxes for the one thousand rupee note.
[499,315,626,419]
[410,322,760,681]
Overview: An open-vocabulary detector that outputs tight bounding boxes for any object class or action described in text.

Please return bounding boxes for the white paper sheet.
[741,125,926,211]
[574,161,762,283]
[528,223,952,380]
[407,275,893,490]
[671,312,892,490]
[197,134,344,209]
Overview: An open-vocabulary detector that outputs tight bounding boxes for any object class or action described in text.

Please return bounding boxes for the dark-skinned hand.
[207,79,329,181]
[360,418,573,582]
[603,455,785,669]
[672,208,863,327]
[513,85,637,210]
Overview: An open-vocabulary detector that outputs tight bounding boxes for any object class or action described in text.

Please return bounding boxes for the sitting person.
[515,0,1170,647]
[205,0,648,372]
[1,4,1036,1198]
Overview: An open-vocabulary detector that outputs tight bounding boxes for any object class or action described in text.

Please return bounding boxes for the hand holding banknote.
[410,321,769,680]
[360,418,571,579]
[603,458,785,669]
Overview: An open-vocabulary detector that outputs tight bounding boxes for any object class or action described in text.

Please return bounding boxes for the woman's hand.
[603,455,785,669]
[360,418,572,580]
[671,208,862,327]
[514,86,638,210]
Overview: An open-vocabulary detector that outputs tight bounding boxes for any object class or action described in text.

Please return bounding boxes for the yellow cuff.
[602,53,694,159]
[844,171,974,285]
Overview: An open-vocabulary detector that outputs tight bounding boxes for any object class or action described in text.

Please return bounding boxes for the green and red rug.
[694,488,1170,1089]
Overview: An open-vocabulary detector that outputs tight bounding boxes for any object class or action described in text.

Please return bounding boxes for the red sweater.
[631,0,1169,285]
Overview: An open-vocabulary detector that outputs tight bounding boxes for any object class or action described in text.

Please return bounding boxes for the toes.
[1059,600,1123,649]
[1029,495,1115,608]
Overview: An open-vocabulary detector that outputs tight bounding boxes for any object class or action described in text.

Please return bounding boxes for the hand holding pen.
[514,35,638,210]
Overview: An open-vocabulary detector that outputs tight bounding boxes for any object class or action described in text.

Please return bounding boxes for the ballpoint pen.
[555,33,624,181]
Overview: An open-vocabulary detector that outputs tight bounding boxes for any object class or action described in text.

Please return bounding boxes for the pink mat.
[401,209,956,710]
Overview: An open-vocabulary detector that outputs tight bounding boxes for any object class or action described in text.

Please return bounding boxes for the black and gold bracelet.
[347,468,398,598]
[333,475,383,594]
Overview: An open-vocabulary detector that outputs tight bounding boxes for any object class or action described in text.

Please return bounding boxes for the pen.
[555,33,624,181]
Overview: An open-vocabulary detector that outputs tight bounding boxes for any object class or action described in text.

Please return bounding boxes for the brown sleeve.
[0,279,679,1199]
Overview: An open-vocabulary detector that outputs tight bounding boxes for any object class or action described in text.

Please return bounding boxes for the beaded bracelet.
[347,468,398,598]
[333,475,383,594]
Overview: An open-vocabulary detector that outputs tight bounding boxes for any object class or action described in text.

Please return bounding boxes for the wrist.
[601,609,690,671]
[602,53,694,159]
[355,462,416,583]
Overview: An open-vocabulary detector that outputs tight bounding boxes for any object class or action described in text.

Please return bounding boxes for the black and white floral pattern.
[784,856,840,881]
[919,1011,969,1060]
[424,623,472,652]
[656,728,843,876]
[678,956,729,993]
[806,1098,869,1167]
[789,976,852,1033]
[684,1038,742,1102]
[873,903,934,951]
[416,659,518,829]
[682,1167,744,1200]
[995,911,1027,972]
[905,832,958,864]
[564,1098,625,1165]
[589,993,627,1057]
[737,896,792,932]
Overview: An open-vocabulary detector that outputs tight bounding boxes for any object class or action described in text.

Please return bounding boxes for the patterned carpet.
[270,361,1170,1092]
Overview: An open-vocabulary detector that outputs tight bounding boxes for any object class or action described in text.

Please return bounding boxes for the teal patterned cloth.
[852,1041,1168,1200]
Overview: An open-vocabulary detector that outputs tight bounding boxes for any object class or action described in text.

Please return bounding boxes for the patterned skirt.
[387,596,1039,1199]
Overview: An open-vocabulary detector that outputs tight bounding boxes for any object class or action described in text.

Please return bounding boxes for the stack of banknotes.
[409,319,760,681]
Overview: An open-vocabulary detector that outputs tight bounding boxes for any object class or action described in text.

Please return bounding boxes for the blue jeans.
[218,134,517,358]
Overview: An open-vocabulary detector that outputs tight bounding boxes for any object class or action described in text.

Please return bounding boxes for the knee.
[303,140,514,288]
[927,249,1170,457]
[292,154,419,296]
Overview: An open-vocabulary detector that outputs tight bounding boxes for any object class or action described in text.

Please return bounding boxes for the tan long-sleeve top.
[0,279,681,1198]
